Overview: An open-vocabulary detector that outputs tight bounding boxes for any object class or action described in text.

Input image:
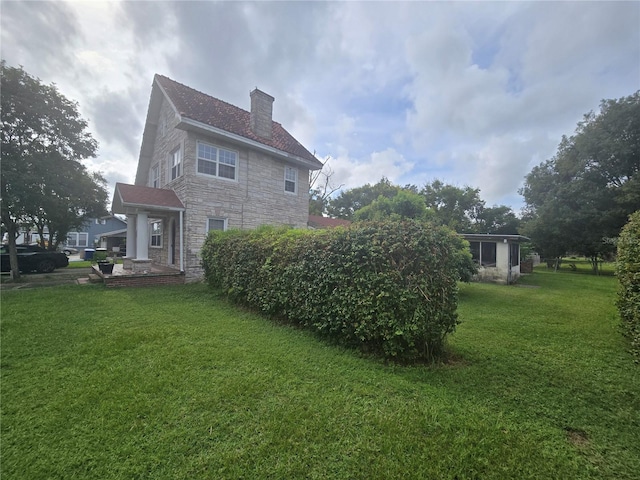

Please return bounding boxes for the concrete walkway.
[0,268,93,290]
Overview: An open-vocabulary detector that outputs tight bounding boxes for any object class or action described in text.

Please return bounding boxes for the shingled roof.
[112,183,185,214]
[155,75,319,165]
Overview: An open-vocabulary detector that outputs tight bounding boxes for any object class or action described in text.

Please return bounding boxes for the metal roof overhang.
[460,234,530,243]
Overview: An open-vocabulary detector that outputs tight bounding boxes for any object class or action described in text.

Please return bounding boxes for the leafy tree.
[354,190,433,222]
[420,180,484,232]
[327,177,417,220]
[473,205,520,234]
[1,61,108,279]
[521,91,639,273]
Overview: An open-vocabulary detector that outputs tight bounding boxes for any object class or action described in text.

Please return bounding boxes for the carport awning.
[111,183,185,216]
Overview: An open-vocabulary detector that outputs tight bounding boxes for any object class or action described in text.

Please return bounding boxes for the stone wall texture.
[143,97,312,281]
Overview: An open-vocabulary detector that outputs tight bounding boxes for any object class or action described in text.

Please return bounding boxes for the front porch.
[111,183,187,281]
[91,262,185,288]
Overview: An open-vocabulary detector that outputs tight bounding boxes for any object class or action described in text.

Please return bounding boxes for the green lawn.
[1,270,638,479]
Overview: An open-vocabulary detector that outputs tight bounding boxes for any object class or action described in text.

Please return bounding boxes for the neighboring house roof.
[155,75,320,166]
[112,183,186,214]
[308,215,352,229]
[97,228,127,238]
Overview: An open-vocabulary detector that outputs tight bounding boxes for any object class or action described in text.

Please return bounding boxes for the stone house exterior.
[112,75,323,280]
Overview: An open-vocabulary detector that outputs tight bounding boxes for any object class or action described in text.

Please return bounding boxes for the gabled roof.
[307,215,352,229]
[112,183,185,215]
[155,75,321,166]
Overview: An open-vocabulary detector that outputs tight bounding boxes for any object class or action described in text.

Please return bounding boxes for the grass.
[67,260,93,268]
[1,270,638,479]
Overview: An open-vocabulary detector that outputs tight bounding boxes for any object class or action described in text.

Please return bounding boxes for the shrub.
[201,220,474,362]
[616,210,640,362]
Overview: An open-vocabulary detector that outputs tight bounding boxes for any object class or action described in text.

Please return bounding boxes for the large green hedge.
[616,210,640,363]
[202,220,474,362]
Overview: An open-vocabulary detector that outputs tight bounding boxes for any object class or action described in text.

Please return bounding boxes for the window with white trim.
[170,147,182,181]
[284,166,297,193]
[150,221,163,247]
[150,163,160,188]
[197,142,237,180]
[67,232,88,247]
[207,218,227,232]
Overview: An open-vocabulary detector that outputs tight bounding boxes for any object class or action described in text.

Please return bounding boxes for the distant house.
[461,234,530,284]
[112,75,323,280]
[11,215,127,254]
[307,215,352,229]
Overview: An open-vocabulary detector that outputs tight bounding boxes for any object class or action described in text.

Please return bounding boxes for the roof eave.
[460,234,530,243]
[177,117,323,170]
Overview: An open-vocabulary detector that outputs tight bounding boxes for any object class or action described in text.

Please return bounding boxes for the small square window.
[208,218,226,232]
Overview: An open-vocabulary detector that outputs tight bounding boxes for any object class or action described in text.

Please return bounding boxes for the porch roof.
[112,183,185,215]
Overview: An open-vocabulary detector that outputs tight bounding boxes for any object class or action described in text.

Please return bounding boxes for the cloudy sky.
[2,1,639,213]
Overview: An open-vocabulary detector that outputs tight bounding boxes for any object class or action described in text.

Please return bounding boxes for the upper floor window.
[170,147,182,181]
[284,166,298,193]
[95,218,106,225]
[150,163,160,188]
[150,221,162,247]
[197,142,237,180]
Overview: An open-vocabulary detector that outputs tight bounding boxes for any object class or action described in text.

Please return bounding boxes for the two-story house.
[112,75,323,280]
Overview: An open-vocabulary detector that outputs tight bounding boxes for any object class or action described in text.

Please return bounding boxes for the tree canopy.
[325,177,519,234]
[520,91,640,271]
[1,61,108,278]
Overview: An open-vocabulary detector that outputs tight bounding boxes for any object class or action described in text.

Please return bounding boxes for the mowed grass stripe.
[1,271,638,479]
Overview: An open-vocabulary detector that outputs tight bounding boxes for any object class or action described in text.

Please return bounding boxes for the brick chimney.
[250,88,274,139]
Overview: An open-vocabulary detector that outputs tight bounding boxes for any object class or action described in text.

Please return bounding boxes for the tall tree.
[521,91,639,272]
[1,61,108,279]
[473,205,520,234]
[420,180,484,232]
[327,177,417,219]
[353,190,433,222]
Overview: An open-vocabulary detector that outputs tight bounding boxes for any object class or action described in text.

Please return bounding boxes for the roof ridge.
[155,74,250,116]
[155,74,286,127]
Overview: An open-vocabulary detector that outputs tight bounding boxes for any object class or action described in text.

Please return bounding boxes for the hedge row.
[617,210,640,363]
[201,220,474,362]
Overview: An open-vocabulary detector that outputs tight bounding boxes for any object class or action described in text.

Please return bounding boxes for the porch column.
[126,214,137,259]
[179,210,184,272]
[136,212,149,260]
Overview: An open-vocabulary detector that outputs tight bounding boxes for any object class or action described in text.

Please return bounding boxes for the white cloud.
[1,0,637,212]
[331,148,415,191]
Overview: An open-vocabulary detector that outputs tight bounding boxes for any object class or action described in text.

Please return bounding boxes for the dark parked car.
[1,244,69,273]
